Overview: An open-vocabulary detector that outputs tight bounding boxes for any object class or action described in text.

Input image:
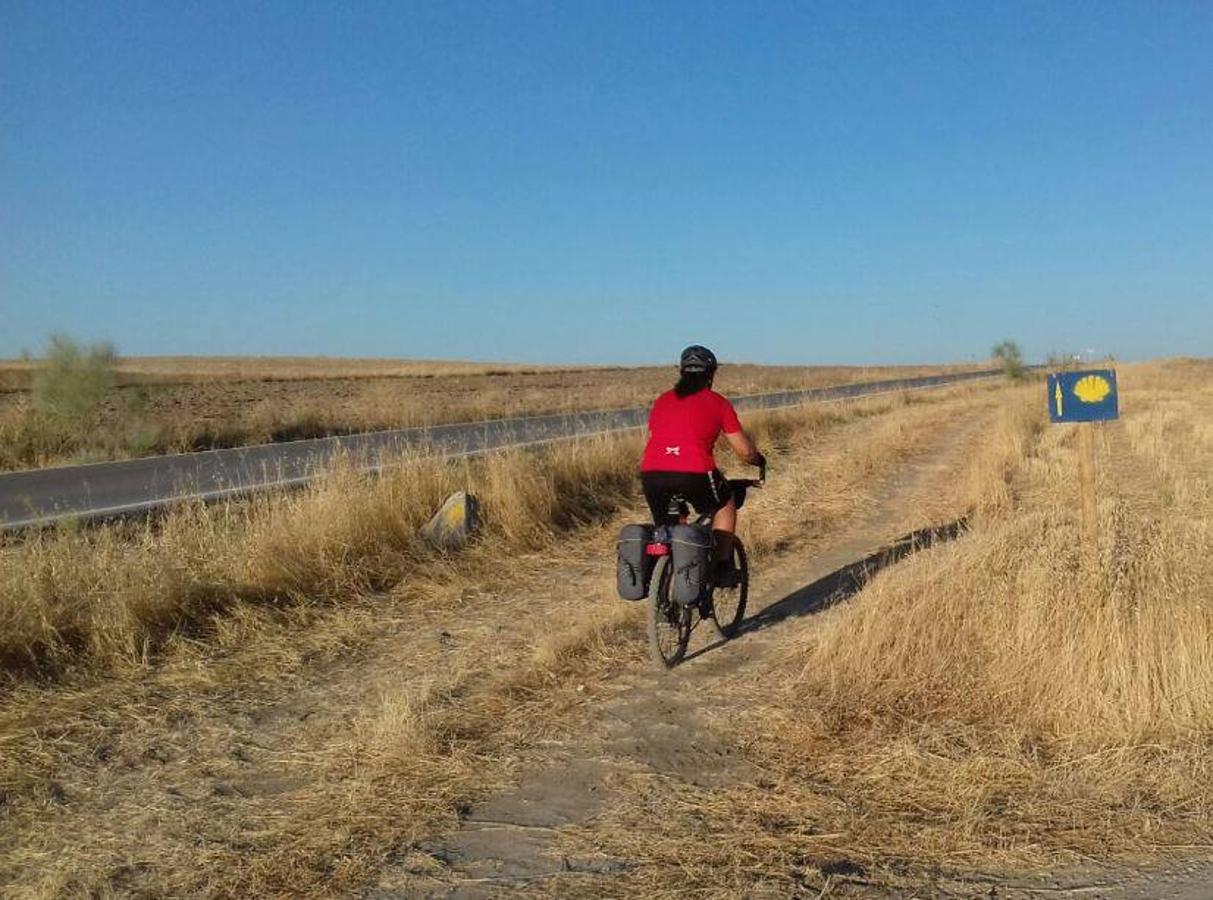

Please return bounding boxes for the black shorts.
[640,469,729,525]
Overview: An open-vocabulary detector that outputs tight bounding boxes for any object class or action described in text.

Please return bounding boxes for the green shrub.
[31,334,117,425]
[991,339,1026,381]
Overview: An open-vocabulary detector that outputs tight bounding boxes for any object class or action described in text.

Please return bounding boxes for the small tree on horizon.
[992,339,1026,381]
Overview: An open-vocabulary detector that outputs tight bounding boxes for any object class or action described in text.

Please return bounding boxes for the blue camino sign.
[1047,369,1119,423]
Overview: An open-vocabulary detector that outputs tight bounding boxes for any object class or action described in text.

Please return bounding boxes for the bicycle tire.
[647,556,692,668]
[710,539,749,640]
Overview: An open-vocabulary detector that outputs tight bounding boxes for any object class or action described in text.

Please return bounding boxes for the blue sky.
[2,1,1210,365]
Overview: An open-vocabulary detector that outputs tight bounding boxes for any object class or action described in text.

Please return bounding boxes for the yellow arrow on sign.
[1055,381,1064,417]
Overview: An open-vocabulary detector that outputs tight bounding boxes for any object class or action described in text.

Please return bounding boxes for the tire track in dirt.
[370,412,998,897]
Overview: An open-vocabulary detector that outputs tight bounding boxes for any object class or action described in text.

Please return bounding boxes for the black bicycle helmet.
[679,345,718,374]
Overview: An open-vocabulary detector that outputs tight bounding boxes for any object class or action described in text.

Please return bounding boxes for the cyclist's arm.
[725,428,763,466]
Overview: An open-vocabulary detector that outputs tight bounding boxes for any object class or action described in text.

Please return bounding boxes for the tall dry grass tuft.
[239,454,466,598]
[0,507,242,677]
[960,389,1044,516]
[808,477,1213,739]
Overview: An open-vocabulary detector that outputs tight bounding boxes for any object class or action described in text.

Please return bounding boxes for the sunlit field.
[2,361,1209,896]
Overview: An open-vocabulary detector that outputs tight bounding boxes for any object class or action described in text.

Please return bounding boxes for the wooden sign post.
[1047,369,1119,569]
[1076,422,1099,568]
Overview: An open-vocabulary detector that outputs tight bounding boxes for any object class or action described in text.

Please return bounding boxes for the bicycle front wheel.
[710,538,748,640]
[647,556,692,668]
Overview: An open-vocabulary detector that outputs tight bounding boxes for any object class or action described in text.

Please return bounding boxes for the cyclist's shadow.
[683,517,968,663]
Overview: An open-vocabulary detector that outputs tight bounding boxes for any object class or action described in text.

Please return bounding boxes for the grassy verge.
[0,436,640,681]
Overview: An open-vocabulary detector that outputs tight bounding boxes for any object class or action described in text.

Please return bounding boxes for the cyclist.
[640,345,765,583]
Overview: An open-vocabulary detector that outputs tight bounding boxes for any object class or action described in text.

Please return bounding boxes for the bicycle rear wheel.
[710,538,748,640]
[647,556,692,668]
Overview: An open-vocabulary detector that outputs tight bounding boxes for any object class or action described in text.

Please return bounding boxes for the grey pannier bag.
[670,523,713,606]
[616,523,656,600]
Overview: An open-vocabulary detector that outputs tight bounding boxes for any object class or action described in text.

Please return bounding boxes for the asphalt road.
[0,369,1000,529]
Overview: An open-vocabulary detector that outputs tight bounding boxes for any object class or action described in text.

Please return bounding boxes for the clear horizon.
[3,2,1211,365]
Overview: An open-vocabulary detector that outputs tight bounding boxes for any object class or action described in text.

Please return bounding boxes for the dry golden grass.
[0,382,997,897]
[557,360,1213,893]
[0,434,640,680]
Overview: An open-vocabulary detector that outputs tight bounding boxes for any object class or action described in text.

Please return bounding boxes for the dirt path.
[367,414,994,897]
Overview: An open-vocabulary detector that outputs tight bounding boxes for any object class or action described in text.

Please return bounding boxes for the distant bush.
[31,334,117,425]
[991,339,1026,381]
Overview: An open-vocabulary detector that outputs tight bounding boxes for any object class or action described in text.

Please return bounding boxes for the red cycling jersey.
[640,388,742,473]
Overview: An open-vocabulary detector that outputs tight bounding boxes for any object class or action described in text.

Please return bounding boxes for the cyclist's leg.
[711,499,736,548]
[699,470,737,568]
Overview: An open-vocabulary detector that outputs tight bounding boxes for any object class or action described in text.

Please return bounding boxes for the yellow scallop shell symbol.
[1073,375,1111,404]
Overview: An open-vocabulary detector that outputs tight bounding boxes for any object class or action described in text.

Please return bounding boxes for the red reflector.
[645,543,670,556]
